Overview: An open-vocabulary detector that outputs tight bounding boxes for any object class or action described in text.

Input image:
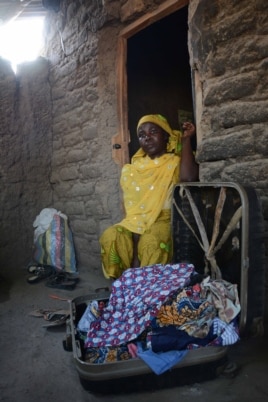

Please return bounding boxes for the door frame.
[112,0,190,167]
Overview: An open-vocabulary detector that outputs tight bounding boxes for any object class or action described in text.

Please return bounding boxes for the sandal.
[29,308,70,327]
[29,308,69,319]
[29,308,59,318]
[42,314,69,328]
[27,263,54,273]
[45,272,79,290]
[42,310,70,327]
[27,265,55,284]
[27,264,39,274]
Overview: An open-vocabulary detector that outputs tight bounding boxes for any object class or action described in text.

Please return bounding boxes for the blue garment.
[137,342,188,375]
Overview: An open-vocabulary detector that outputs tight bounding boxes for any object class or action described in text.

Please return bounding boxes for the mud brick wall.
[43,0,123,273]
[0,0,267,277]
[0,58,53,265]
[188,0,268,260]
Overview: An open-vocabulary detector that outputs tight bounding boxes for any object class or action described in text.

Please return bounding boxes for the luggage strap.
[173,186,242,279]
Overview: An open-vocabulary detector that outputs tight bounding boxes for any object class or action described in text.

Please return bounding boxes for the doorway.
[127,6,193,158]
[113,0,193,166]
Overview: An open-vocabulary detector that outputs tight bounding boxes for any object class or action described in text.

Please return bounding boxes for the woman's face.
[137,122,169,159]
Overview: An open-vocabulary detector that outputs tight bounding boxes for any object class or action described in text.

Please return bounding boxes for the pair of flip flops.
[27,264,55,284]
[27,264,79,290]
[29,308,70,327]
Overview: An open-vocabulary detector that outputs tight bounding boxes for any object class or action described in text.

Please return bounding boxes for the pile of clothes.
[77,263,240,374]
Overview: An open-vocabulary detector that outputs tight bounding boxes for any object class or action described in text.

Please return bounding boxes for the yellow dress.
[100,152,181,279]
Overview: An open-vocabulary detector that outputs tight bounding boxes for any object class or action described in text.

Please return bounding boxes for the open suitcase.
[64,182,266,393]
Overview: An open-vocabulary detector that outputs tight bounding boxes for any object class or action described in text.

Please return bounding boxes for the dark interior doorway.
[127,5,193,159]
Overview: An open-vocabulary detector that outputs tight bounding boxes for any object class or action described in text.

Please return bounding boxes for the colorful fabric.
[150,316,240,352]
[77,301,103,333]
[84,263,195,348]
[151,277,240,350]
[100,210,172,279]
[33,213,77,273]
[150,323,217,352]
[84,344,132,364]
[200,276,241,323]
[187,317,240,349]
[156,285,217,338]
[208,317,240,346]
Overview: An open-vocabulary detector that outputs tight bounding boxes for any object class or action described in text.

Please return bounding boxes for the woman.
[100,114,199,279]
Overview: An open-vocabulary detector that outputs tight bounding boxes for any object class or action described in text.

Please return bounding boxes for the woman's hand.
[182,121,196,139]
[180,121,199,182]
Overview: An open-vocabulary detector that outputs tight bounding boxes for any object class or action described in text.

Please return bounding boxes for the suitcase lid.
[172,182,249,333]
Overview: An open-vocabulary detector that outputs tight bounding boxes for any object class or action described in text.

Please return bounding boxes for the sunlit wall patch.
[0,17,45,73]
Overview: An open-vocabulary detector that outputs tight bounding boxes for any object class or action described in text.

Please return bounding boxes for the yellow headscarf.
[136,114,182,156]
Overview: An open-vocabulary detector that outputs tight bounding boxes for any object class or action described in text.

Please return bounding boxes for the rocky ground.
[0,263,268,402]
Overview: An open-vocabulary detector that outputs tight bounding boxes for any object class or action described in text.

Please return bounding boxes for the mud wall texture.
[42,0,123,273]
[188,0,268,266]
[0,0,267,276]
[0,58,53,265]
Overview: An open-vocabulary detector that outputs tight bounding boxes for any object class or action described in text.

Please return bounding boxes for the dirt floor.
[0,263,268,402]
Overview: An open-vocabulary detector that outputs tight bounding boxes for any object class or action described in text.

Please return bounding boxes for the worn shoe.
[45,272,79,290]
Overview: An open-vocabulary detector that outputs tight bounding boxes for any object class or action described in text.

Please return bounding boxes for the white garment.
[33,208,67,242]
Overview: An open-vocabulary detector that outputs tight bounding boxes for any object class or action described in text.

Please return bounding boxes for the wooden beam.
[112,36,130,166]
[120,0,189,39]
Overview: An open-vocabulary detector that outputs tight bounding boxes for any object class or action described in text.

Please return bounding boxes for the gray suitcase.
[64,182,266,392]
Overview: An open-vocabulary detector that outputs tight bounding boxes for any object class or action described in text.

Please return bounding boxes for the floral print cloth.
[84,263,195,348]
